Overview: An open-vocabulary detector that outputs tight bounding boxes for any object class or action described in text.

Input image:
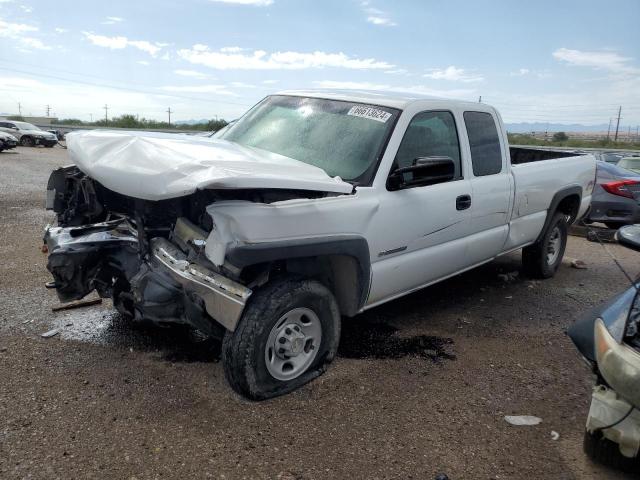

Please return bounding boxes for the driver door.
[367,110,472,305]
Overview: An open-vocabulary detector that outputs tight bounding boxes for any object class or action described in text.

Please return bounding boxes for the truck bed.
[510,146,581,165]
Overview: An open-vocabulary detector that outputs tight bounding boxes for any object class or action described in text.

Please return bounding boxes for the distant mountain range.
[505,122,609,133]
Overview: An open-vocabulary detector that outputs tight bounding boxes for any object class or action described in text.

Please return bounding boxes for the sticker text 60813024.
[347,106,392,123]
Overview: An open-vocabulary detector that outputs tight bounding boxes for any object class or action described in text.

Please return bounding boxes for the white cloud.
[20,5,32,13]
[314,80,476,99]
[160,84,236,95]
[174,69,211,79]
[137,60,150,66]
[424,66,484,83]
[208,0,273,5]
[102,16,124,25]
[0,18,49,50]
[0,74,249,122]
[384,68,409,75]
[262,79,278,84]
[360,1,396,27]
[178,45,394,70]
[83,32,165,57]
[230,81,256,88]
[220,46,244,53]
[552,48,638,74]
[510,68,530,76]
[54,27,67,33]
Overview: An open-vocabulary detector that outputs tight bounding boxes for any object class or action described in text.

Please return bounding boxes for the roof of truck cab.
[275,89,494,111]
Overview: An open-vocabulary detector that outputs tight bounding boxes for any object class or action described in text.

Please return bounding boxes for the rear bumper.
[588,197,640,225]
[44,223,251,333]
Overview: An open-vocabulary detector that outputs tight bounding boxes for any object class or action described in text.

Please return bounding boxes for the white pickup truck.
[44,90,596,399]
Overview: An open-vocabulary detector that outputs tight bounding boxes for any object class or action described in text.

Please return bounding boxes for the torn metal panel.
[204,194,380,267]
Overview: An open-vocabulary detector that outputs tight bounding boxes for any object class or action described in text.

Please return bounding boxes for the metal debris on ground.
[504,415,542,426]
[497,271,519,282]
[51,298,102,312]
[40,328,61,338]
[570,259,587,269]
[550,430,560,440]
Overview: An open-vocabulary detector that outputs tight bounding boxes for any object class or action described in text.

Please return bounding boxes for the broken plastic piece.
[504,415,542,426]
[41,328,60,338]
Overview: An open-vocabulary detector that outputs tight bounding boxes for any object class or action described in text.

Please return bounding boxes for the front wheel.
[522,211,568,278]
[222,276,341,400]
[20,136,34,147]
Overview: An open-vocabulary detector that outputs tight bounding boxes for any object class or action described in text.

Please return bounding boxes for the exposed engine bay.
[44,165,331,336]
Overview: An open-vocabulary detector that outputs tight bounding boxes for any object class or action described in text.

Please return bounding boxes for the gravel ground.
[1,146,639,479]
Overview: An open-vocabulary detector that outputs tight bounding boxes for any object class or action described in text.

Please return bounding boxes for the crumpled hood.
[66,130,353,201]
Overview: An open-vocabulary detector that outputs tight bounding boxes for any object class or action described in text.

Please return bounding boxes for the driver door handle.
[456,194,472,211]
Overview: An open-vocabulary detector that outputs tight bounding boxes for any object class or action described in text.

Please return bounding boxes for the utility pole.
[17,102,22,116]
[629,126,632,142]
[166,107,172,126]
[103,104,109,124]
[607,118,612,141]
[89,113,93,123]
[478,95,482,103]
[46,105,51,117]
[614,106,622,142]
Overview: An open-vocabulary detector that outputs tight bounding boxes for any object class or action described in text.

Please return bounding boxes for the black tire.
[222,275,341,400]
[20,136,34,147]
[522,211,568,278]
[604,221,625,230]
[583,429,640,473]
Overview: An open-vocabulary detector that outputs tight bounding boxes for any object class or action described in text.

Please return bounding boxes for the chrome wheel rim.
[265,307,322,381]
[546,226,562,265]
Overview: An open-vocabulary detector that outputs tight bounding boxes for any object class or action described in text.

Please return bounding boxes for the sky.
[0,0,639,127]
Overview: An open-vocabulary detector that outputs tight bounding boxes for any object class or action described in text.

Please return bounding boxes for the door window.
[393,110,462,181]
[463,111,503,176]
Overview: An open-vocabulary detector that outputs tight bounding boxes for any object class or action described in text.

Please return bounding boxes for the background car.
[616,156,640,173]
[0,131,18,152]
[593,152,626,164]
[0,120,58,147]
[586,161,640,229]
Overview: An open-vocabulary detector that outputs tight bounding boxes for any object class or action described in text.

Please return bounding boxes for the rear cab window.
[463,111,503,176]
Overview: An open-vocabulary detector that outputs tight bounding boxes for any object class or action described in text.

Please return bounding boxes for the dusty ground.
[1,146,639,480]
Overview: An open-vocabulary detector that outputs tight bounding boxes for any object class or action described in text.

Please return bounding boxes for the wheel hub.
[265,307,322,381]
[546,226,561,265]
[275,324,307,358]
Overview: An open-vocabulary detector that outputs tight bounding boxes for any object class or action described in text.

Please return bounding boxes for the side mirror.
[387,156,455,191]
[617,225,640,252]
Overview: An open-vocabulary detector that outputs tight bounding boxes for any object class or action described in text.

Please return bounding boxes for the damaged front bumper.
[44,219,251,333]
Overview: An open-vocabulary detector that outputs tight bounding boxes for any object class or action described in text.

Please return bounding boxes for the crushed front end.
[44,166,251,337]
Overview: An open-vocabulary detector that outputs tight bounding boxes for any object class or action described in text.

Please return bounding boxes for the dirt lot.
[1,146,639,480]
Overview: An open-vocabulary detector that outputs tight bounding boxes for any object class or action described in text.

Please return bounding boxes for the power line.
[0,66,254,108]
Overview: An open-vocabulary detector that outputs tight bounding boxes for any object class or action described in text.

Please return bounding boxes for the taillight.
[602,180,640,199]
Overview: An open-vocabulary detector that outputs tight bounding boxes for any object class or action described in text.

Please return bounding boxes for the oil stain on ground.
[338,318,455,362]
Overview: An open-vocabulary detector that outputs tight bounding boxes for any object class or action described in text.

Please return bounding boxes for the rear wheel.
[522,212,568,278]
[20,136,34,147]
[583,429,640,473]
[222,275,341,400]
